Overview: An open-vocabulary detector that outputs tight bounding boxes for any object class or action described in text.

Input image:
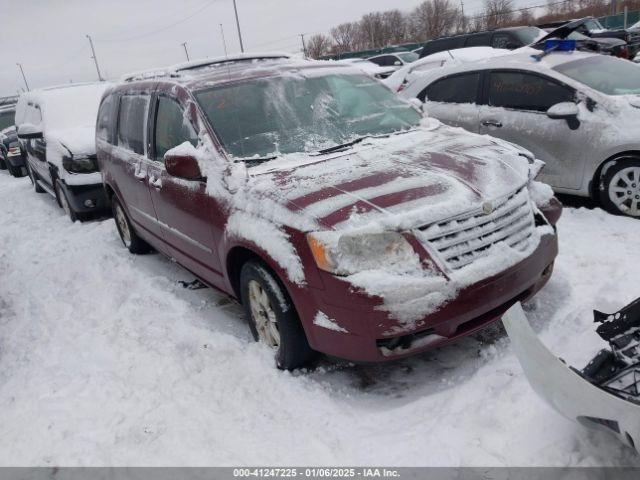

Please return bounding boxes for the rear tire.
[240,260,316,370]
[7,163,27,178]
[600,159,640,218]
[55,179,78,222]
[27,164,45,193]
[112,196,152,254]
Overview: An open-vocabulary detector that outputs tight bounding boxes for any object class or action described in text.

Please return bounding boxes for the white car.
[400,48,640,217]
[367,51,419,73]
[334,58,396,79]
[383,46,512,93]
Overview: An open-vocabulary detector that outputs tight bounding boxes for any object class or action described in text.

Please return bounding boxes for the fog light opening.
[84,199,96,208]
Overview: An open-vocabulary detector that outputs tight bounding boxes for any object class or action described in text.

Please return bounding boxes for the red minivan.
[97,54,561,369]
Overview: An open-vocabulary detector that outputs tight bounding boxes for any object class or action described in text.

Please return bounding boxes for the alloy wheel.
[608,166,640,217]
[247,279,280,348]
[114,203,132,247]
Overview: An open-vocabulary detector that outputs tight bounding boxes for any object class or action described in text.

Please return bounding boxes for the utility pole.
[85,34,104,81]
[16,63,29,91]
[300,34,307,58]
[220,24,229,58]
[181,42,190,61]
[232,0,244,53]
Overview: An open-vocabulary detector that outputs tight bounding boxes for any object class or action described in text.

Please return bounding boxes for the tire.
[111,196,152,254]
[0,154,6,170]
[55,179,78,222]
[240,260,316,370]
[599,159,640,218]
[7,163,27,178]
[27,163,45,193]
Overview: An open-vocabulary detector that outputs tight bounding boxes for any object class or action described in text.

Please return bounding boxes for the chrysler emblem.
[482,202,494,215]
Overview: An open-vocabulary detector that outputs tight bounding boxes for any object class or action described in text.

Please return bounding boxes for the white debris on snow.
[313,312,348,333]
[0,172,639,466]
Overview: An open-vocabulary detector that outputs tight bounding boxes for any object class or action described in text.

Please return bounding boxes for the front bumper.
[296,232,558,363]
[59,181,109,214]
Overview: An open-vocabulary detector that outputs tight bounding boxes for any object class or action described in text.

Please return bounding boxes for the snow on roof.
[119,52,297,83]
[15,82,110,131]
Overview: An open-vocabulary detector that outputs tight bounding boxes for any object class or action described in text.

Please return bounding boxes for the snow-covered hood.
[45,125,97,157]
[247,122,532,232]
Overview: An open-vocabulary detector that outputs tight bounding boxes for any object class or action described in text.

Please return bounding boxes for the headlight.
[306,231,418,275]
[62,155,99,174]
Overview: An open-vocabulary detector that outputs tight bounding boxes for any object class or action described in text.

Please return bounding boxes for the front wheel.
[600,160,640,218]
[240,261,316,370]
[55,179,78,222]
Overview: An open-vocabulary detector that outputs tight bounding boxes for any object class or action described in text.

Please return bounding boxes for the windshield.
[514,27,546,45]
[554,56,640,95]
[0,110,14,131]
[397,52,419,63]
[195,73,421,160]
[584,19,605,31]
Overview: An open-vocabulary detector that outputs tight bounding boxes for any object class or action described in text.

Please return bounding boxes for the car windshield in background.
[514,26,545,45]
[397,52,419,63]
[554,56,640,95]
[0,110,14,131]
[195,73,421,160]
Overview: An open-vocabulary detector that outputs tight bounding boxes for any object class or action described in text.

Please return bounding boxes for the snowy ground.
[0,170,639,467]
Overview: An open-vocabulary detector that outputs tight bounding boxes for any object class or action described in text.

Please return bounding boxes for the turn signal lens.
[307,234,335,273]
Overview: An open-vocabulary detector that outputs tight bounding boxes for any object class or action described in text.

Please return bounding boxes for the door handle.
[481,120,503,128]
[149,176,163,189]
[134,163,146,180]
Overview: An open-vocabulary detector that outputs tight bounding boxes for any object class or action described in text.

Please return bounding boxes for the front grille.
[418,187,535,270]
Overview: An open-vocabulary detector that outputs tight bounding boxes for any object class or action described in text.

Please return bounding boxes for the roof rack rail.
[120,52,295,83]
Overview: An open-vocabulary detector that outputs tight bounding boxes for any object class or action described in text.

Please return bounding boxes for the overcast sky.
[0,0,495,96]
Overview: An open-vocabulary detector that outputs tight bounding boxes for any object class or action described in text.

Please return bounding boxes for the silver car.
[400,49,640,217]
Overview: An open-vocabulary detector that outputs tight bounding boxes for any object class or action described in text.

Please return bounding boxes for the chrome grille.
[418,188,535,270]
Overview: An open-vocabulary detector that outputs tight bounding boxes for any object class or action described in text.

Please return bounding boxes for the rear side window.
[465,33,491,47]
[422,73,481,104]
[117,95,149,155]
[369,55,397,67]
[153,97,198,162]
[97,94,116,143]
[488,71,574,112]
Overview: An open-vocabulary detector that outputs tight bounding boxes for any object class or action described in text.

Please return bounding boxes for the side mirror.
[17,123,43,139]
[408,97,424,113]
[394,60,402,66]
[547,102,580,130]
[165,152,203,181]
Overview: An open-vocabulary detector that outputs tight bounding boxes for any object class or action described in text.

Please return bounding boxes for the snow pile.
[0,173,638,466]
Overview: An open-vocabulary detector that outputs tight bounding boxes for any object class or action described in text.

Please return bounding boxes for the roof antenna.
[220,24,228,59]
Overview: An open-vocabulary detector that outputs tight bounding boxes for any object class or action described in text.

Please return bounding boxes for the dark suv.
[419,26,543,58]
[98,55,560,370]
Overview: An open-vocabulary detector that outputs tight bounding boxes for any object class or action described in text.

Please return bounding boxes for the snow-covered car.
[15,82,111,221]
[384,47,512,93]
[0,126,26,177]
[367,51,419,73]
[98,56,561,370]
[401,46,640,217]
[335,58,395,79]
[504,300,640,452]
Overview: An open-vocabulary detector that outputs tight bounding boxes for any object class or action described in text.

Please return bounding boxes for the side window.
[97,94,116,143]
[117,95,149,155]
[491,33,514,49]
[465,33,491,47]
[488,71,575,112]
[369,56,389,67]
[153,96,198,162]
[421,73,481,104]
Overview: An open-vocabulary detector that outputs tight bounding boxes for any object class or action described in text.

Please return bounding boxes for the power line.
[94,0,219,43]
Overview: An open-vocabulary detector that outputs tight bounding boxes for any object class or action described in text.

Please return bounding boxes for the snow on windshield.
[194,73,421,160]
[554,56,640,95]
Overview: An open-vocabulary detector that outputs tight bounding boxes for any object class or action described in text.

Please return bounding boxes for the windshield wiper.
[314,136,375,155]
[236,155,278,167]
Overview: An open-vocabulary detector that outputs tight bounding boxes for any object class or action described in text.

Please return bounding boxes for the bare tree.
[483,0,515,29]
[410,0,461,41]
[331,22,360,54]
[381,9,407,44]
[359,12,386,48]
[306,34,333,59]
